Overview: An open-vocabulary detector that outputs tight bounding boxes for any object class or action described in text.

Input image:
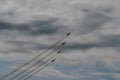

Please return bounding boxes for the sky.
[0,0,120,80]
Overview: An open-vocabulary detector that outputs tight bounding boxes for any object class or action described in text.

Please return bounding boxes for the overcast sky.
[0,0,120,80]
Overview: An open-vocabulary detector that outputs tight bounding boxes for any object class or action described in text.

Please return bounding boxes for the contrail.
[10,42,65,80]
[24,62,50,80]
[17,50,61,80]
[0,32,71,80]
[23,50,62,80]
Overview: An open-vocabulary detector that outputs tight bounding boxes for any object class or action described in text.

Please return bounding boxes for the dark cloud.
[102,35,120,47]
[4,35,120,53]
[0,19,67,54]
[3,40,48,53]
[57,42,120,51]
[80,6,113,34]
[0,19,64,36]
[0,6,117,54]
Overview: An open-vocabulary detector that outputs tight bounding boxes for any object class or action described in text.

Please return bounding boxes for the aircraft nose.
[66,32,71,36]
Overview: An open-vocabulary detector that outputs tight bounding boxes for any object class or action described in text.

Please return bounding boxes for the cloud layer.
[0,0,120,80]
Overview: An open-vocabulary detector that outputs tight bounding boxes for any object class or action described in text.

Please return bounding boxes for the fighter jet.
[51,59,55,62]
[61,42,66,45]
[57,50,62,54]
[66,32,71,36]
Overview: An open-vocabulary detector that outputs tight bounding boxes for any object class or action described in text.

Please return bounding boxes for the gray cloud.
[102,35,120,46]
[0,19,64,36]
[0,18,67,54]
[0,0,120,80]
[79,6,113,34]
